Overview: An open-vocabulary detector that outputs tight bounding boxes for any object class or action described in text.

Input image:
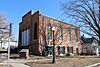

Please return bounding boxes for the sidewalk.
[0,59,30,67]
[86,63,100,67]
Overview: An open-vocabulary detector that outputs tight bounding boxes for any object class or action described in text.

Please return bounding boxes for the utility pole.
[7,23,12,67]
[7,37,10,67]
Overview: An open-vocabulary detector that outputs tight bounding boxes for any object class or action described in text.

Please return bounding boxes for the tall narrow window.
[58,27,63,40]
[27,29,30,45]
[25,30,27,45]
[21,31,24,46]
[34,23,37,39]
[23,30,25,46]
[48,23,52,40]
[75,30,78,42]
[68,29,71,41]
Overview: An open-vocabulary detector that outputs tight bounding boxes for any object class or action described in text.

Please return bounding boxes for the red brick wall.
[18,10,33,47]
[30,11,40,55]
[38,15,81,55]
[19,10,81,55]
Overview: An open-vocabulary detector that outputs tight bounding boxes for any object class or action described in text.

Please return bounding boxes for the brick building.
[18,10,81,56]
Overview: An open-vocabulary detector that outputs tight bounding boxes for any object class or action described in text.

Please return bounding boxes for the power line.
[56,11,65,20]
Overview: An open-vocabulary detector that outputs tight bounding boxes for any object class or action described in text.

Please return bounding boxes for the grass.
[25,56,100,67]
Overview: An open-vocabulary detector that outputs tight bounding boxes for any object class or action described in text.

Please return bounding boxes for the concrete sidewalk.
[86,63,100,67]
[0,59,30,67]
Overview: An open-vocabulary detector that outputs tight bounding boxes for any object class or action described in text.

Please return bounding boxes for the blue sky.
[0,0,69,40]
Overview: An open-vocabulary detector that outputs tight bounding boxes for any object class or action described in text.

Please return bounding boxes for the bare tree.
[0,13,10,48]
[61,0,100,45]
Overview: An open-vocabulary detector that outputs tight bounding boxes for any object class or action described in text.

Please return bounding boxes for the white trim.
[47,45,53,46]
[58,45,65,47]
[48,39,52,42]
[76,42,78,48]
[68,44,73,47]
[59,53,65,56]
[31,10,34,15]
[76,46,78,48]
[48,54,52,56]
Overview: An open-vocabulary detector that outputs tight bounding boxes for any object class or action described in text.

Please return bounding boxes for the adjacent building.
[0,37,18,49]
[81,35,99,55]
[18,10,81,56]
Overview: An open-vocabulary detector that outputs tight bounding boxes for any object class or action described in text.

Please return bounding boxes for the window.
[24,30,27,45]
[58,46,65,55]
[67,46,73,56]
[58,27,63,40]
[68,29,71,41]
[21,31,24,46]
[48,46,53,56]
[34,23,37,39]
[48,23,52,40]
[23,31,25,46]
[45,46,53,56]
[22,30,27,46]
[75,30,78,42]
[27,29,30,45]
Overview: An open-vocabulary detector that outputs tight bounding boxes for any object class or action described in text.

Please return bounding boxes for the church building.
[18,10,81,56]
